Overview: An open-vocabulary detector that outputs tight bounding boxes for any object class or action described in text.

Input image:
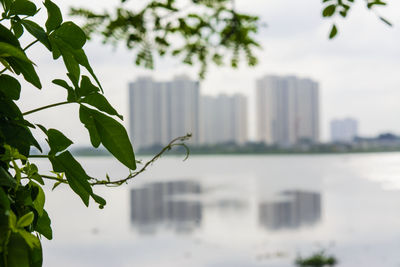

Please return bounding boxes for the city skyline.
[18,1,400,146]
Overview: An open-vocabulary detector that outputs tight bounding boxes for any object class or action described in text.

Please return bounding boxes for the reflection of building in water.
[130,180,202,234]
[258,190,321,230]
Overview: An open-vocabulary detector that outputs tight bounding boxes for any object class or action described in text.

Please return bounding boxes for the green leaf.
[80,106,136,170]
[11,20,24,38]
[81,93,123,120]
[50,151,91,206]
[0,0,12,12]
[0,121,41,156]
[329,24,338,39]
[7,57,42,89]
[9,0,37,16]
[0,187,10,209]
[322,4,336,17]
[0,41,33,63]
[35,210,52,240]
[0,23,21,47]
[18,230,40,248]
[71,48,103,92]
[16,211,34,228]
[50,151,104,206]
[0,166,17,188]
[54,21,86,49]
[7,232,30,266]
[0,98,22,119]
[32,183,45,216]
[46,128,73,155]
[0,74,21,100]
[79,105,101,147]
[52,79,76,101]
[44,0,62,33]
[50,37,80,83]
[21,20,51,50]
[77,75,99,97]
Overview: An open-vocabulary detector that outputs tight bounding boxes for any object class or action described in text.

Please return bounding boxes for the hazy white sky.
[18,0,400,144]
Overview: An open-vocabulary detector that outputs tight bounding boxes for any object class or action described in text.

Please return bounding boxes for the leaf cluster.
[322,0,391,39]
[0,0,138,265]
[70,0,261,78]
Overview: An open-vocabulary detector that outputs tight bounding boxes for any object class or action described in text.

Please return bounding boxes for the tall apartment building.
[330,118,358,143]
[256,75,319,147]
[129,75,200,150]
[200,93,248,145]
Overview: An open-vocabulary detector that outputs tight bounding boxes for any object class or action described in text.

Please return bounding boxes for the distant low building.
[330,118,358,143]
[353,133,400,150]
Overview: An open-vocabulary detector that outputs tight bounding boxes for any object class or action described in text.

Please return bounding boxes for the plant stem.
[41,175,67,184]
[28,155,50,158]
[23,39,39,51]
[22,101,71,116]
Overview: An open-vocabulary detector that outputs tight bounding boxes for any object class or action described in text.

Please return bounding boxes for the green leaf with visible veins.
[81,106,136,170]
[0,42,33,63]
[21,20,51,50]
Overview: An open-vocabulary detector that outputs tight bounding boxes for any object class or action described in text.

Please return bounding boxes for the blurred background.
[20,0,400,266]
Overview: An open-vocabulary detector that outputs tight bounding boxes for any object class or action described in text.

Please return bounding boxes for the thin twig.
[91,133,192,186]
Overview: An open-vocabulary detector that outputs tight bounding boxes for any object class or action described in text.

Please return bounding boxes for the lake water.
[36,153,400,266]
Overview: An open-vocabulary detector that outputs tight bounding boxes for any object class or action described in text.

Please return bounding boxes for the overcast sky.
[18,0,400,145]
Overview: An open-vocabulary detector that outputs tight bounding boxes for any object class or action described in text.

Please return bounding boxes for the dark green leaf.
[80,106,136,170]
[21,20,51,50]
[7,233,31,266]
[0,74,21,100]
[81,93,123,120]
[79,105,101,147]
[47,128,73,155]
[50,151,91,206]
[7,57,41,89]
[329,24,338,39]
[0,97,22,119]
[322,4,336,17]
[9,0,37,16]
[54,22,86,49]
[0,41,33,63]
[0,0,12,12]
[44,0,62,33]
[0,187,10,209]
[52,79,76,101]
[11,20,24,38]
[50,38,80,83]
[0,121,41,156]
[70,48,103,92]
[31,182,45,215]
[77,75,99,97]
[0,23,21,47]
[50,151,104,207]
[0,166,17,188]
[35,210,52,240]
